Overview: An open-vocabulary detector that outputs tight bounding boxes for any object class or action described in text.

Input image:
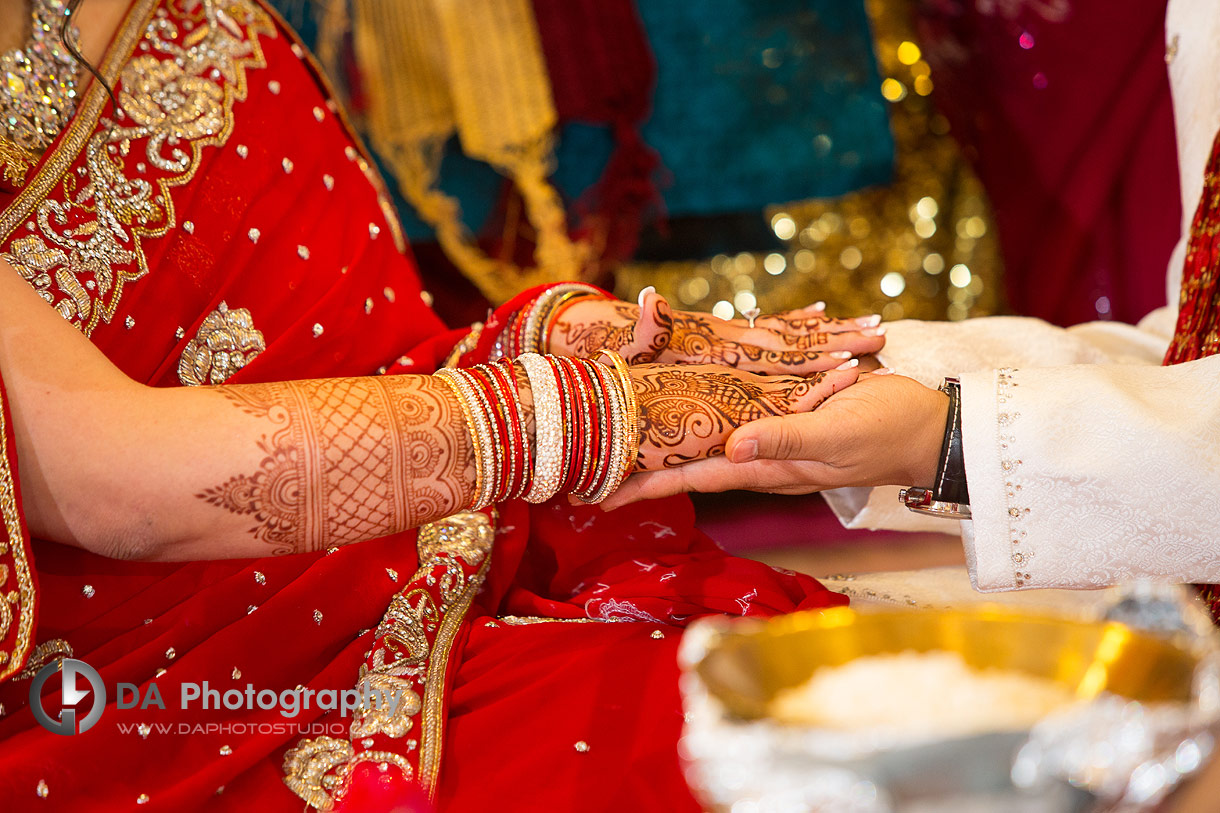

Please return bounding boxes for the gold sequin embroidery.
[177,302,266,385]
[283,511,495,808]
[0,380,37,681]
[0,0,276,336]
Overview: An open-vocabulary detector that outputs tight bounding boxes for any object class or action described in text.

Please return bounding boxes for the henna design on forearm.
[631,367,824,470]
[197,376,473,554]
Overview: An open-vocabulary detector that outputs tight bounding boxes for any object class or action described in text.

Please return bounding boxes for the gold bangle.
[523,284,603,354]
[435,369,490,509]
[597,350,639,477]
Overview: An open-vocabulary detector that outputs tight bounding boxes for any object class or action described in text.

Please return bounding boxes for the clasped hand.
[550,291,887,374]
[550,292,923,484]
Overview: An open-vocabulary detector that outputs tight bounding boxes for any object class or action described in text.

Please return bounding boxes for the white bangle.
[518,353,564,503]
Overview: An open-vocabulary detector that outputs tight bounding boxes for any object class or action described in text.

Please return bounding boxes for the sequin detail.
[177,302,266,385]
[995,368,1031,587]
[0,0,277,337]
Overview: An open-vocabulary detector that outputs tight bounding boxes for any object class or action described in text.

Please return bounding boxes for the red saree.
[0,1,846,810]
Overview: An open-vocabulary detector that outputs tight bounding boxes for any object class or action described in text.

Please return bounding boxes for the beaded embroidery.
[283,510,495,808]
[0,0,276,336]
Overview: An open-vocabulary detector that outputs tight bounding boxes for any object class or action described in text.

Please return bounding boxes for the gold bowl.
[679,604,1216,812]
[695,605,1200,721]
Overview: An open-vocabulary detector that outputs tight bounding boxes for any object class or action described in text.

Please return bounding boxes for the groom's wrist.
[908,385,951,488]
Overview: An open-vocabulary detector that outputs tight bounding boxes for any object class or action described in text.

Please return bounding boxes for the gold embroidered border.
[418,532,490,793]
[283,510,495,809]
[0,382,37,681]
[1,0,276,336]
[0,0,158,239]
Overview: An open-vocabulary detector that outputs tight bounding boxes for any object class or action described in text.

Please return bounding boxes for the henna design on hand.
[552,302,673,363]
[552,303,636,356]
[631,366,825,470]
[669,313,825,367]
[197,376,473,554]
[779,331,831,349]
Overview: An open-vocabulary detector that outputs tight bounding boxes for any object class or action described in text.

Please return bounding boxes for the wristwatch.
[899,377,971,519]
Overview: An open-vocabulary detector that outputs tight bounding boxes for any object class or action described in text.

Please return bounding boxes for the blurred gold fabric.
[351,0,592,303]
[616,0,1005,323]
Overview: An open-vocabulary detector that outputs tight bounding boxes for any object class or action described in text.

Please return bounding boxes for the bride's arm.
[1,261,856,561]
[0,262,476,559]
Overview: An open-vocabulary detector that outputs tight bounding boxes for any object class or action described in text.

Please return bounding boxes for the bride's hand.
[603,372,948,508]
[629,362,859,471]
[550,291,886,376]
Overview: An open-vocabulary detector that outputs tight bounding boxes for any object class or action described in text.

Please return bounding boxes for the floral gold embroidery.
[0,0,276,336]
[282,737,414,812]
[178,302,266,385]
[14,638,74,680]
[349,673,422,739]
[0,134,36,187]
[283,510,495,807]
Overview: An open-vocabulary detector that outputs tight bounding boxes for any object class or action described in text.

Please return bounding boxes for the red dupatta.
[0,1,846,810]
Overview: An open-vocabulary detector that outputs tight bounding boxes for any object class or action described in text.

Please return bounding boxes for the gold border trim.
[418,550,490,795]
[283,510,495,810]
[0,0,159,239]
[0,382,37,681]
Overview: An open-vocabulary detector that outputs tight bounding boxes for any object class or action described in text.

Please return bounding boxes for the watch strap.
[934,378,970,506]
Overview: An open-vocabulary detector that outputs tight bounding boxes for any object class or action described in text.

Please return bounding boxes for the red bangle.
[569,358,606,497]
[557,359,590,494]
[487,360,529,500]
[585,361,620,500]
[466,367,509,502]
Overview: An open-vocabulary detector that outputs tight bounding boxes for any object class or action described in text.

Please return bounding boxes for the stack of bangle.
[493,283,607,360]
[439,352,639,510]
[435,358,532,509]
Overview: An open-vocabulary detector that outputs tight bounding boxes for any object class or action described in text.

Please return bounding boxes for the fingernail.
[812,300,826,311]
[862,326,887,337]
[637,286,656,307]
[835,358,860,370]
[855,314,882,328]
[731,439,758,463]
[874,367,895,375]
[829,350,852,359]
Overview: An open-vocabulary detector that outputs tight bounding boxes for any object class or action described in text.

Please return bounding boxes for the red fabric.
[1165,130,1220,365]
[0,1,846,809]
[916,0,1181,326]
[529,0,662,263]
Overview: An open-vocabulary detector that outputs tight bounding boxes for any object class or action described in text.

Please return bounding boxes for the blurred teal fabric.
[271,0,892,241]
[621,1,892,216]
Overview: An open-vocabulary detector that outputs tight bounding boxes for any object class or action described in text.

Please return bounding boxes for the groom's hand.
[603,373,949,508]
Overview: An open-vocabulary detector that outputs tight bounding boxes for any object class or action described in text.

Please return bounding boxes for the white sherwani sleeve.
[954,351,1220,590]
[822,0,1220,591]
[820,307,1220,590]
[814,303,1215,583]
